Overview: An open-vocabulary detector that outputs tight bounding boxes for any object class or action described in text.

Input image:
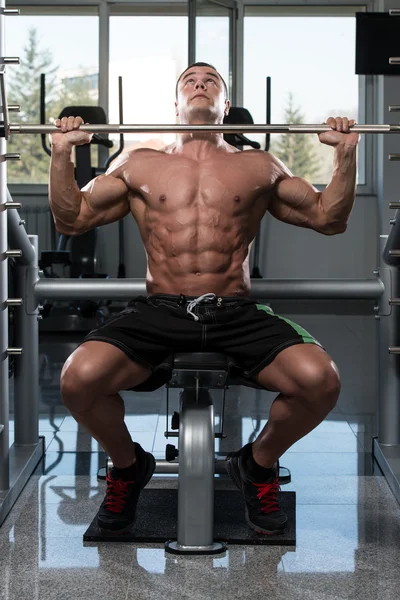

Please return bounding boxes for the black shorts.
[81,293,323,392]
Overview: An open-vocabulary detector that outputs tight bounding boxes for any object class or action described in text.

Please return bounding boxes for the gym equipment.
[33,278,384,300]
[95,351,292,554]
[37,75,125,331]
[1,6,399,545]
[6,123,400,136]
[160,353,230,554]
[39,103,112,331]
[251,75,272,279]
[222,104,264,279]
[223,107,261,150]
[30,274,384,551]
[84,488,296,547]
[1,203,391,533]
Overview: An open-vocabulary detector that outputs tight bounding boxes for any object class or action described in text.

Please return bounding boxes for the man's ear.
[224,99,231,116]
[175,100,179,117]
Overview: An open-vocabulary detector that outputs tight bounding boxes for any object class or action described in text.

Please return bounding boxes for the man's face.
[175,66,230,123]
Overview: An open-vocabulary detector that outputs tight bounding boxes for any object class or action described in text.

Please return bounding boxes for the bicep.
[268,175,325,231]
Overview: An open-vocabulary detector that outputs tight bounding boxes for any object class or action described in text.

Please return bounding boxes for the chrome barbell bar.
[7,123,400,135]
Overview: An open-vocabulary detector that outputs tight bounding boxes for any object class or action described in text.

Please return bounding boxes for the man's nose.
[194,80,206,89]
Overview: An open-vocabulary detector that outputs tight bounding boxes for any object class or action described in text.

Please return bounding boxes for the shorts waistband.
[147,293,253,307]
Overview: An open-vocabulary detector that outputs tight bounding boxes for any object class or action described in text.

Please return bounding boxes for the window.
[244,6,364,185]
[109,7,188,152]
[6,7,99,184]
[196,3,230,87]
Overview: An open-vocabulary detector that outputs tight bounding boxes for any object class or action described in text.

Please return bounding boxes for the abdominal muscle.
[145,249,252,297]
[143,214,254,297]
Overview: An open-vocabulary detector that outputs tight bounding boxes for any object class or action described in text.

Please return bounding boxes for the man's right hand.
[50,116,93,148]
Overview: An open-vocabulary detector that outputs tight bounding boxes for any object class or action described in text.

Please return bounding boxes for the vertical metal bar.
[265,76,271,151]
[98,0,109,116]
[188,0,196,65]
[0,0,9,491]
[177,388,214,548]
[40,74,51,157]
[98,0,110,167]
[228,3,236,105]
[0,65,9,140]
[379,235,400,445]
[14,235,39,446]
[234,0,243,107]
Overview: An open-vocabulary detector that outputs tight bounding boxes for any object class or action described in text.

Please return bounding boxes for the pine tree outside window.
[243,6,364,186]
[6,10,99,185]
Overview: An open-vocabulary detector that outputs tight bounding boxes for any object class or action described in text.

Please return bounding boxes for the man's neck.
[174,117,225,150]
[174,133,225,149]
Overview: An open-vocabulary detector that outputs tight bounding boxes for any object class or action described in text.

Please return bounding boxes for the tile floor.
[2,314,400,600]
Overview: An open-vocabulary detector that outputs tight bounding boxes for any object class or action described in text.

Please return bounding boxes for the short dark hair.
[175,62,228,100]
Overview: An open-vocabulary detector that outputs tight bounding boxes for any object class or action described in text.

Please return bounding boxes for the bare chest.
[127,152,274,217]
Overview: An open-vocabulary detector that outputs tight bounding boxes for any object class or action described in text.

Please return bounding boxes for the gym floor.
[2,310,400,600]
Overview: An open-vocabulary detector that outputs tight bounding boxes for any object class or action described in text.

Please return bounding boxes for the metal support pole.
[7,192,35,263]
[165,388,225,555]
[0,0,9,492]
[13,235,39,446]
[178,389,215,548]
[0,0,43,528]
[378,235,400,445]
[33,277,383,301]
[188,0,196,65]
[153,459,231,475]
[98,0,109,168]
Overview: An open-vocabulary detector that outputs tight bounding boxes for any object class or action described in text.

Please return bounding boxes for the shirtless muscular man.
[49,62,359,535]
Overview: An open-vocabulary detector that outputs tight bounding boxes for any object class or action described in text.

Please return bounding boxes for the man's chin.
[184,109,221,123]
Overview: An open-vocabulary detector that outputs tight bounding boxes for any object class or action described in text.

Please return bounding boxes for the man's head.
[175,62,230,124]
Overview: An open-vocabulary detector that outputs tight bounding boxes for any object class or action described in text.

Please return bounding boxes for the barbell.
[5,123,400,136]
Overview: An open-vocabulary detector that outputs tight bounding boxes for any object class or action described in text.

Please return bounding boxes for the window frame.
[8,0,377,196]
[7,2,101,193]
[241,2,375,194]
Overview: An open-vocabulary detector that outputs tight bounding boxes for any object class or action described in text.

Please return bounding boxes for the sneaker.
[97,442,156,534]
[226,443,288,535]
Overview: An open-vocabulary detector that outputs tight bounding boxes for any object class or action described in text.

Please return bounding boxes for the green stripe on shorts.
[256,303,318,345]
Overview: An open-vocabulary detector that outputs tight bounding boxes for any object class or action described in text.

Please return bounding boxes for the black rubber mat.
[83,489,296,546]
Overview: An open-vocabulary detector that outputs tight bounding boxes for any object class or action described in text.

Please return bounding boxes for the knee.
[300,362,341,412]
[60,355,99,412]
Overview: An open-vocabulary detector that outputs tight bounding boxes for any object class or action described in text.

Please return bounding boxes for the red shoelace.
[105,474,134,513]
[252,477,280,513]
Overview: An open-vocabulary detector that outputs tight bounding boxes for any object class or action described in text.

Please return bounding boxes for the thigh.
[62,341,152,393]
[81,296,184,375]
[76,295,203,392]
[211,302,323,385]
[255,344,340,396]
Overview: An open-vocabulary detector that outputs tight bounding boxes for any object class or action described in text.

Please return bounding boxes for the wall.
[9,188,380,280]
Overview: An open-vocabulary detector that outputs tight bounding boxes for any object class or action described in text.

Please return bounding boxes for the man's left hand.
[318,116,360,148]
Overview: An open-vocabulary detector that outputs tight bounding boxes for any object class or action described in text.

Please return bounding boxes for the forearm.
[49,142,82,231]
[320,143,357,233]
